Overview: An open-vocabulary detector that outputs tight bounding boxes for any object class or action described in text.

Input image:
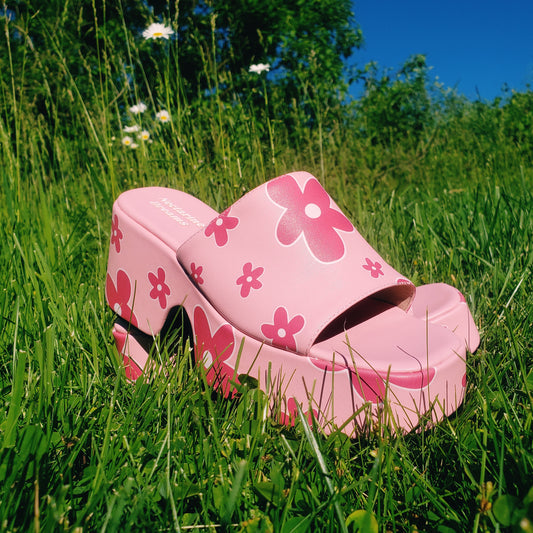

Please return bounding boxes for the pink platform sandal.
[106,171,479,434]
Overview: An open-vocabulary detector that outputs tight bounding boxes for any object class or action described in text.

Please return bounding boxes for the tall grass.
[0,5,532,532]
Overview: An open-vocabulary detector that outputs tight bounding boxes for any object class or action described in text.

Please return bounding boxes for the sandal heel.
[106,198,193,337]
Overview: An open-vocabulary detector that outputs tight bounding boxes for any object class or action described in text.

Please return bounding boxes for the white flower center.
[246,276,253,283]
[113,303,122,315]
[216,218,223,226]
[156,284,162,292]
[277,328,286,338]
[202,350,213,369]
[305,203,321,219]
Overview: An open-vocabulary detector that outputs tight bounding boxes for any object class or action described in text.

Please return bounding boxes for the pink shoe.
[106,172,478,434]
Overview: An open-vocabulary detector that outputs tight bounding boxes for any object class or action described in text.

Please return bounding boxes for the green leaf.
[493,494,519,526]
[222,460,248,523]
[238,374,259,389]
[254,481,284,507]
[345,510,378,533]
[157,478,170,500]
[174,481,203,501]
[19,425,47,463]
[281,516,312,533]
[212,484,225,512]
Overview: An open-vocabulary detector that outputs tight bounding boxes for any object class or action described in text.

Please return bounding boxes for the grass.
[1,9,532,533]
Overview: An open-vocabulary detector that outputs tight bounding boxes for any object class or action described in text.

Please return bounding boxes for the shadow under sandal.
[106,171,474,435]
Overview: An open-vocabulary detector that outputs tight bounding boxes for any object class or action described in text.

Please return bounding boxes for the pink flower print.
[106,269,138,327]
[190,262,204,285]
[122,355,143,381]
[236,262,264,297]
[362,257,384,278]
[205,208,239,246]
[193,306,236,396]
[148,267,171,309]
[350,368,387,404]
[267,175,354,263]
[110,214,123,253]
[261,307,305,352]
[279,397,317,427]
[350,367,436,404]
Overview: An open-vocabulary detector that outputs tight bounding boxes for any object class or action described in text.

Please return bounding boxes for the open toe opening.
[314,284,414,345]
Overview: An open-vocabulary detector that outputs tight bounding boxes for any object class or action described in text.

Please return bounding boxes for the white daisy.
[249,63,270,74]
[142,23,174,40]
[156,110,171,123]
[123,125,141,133]
[129,102,147,114]
[138,130,150,141]
[122,136,138,149]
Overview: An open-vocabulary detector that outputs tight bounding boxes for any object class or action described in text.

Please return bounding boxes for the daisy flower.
[122,136,138,149]
[138,130,150,141]
[129,102,147,114]
[156,110,171,123]
[142,23,174,40]
[123,125,141,133]
[249,63,270,74]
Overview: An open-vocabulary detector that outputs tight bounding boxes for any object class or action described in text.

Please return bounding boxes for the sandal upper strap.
[177,171,415,355]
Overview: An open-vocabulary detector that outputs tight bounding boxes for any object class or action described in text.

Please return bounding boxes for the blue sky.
[349,0,533,101]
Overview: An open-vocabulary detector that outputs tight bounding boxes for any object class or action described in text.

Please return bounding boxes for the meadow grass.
[1,10,532,533]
